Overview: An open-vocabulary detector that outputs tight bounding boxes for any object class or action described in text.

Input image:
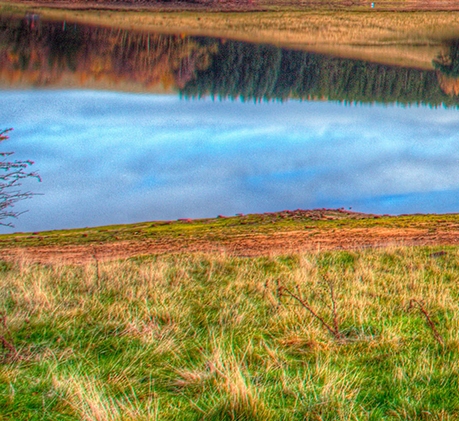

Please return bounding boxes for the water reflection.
[1,16,459,232]
[2,15,459,105]
[432,40,459,97]
[0,16,216,92]
[181,41,458,105]
[2,91,459,233]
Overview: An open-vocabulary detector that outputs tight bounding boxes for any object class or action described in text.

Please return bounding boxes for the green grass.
[1,247,459,419]
[1,210,459,248]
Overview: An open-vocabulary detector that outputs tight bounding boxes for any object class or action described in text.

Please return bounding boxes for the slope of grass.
[1,247,459,419]
[1,210,459,248]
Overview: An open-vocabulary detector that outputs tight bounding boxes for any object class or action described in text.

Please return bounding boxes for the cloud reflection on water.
[1,90,459,233]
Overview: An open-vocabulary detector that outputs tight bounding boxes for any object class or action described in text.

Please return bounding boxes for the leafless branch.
[0,312,20,361]
[0,128,41,227]
[408,299,444,346]
[277,284,343,340]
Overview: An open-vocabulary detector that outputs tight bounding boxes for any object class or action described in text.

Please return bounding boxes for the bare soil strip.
[2,226,458,264]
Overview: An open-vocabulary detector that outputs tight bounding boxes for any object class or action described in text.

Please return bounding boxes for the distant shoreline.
[2,1,459,71]
[4,0,459,12]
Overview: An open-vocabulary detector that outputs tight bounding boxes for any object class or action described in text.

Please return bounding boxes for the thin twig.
[0,312,8,331]
[92,247,100,283]
[275,279,282,310]
[278,285,343,340]
[0,334,17,355]
[324,275,340,335]
[0,313,19,360]
[408,299,444,346]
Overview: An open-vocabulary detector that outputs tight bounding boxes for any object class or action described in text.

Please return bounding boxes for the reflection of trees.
[1,16,458,105]
[182,40,459,106]
[433,40,459,78]
[0,17,217,89]
[46,24,84,71]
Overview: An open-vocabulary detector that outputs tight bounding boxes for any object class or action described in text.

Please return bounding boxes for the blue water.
[1,90,459,233]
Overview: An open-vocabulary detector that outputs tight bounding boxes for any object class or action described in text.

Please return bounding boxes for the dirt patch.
[2,226,458,264]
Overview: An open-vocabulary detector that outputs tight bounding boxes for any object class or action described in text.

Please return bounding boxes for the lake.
[1,13,459,233]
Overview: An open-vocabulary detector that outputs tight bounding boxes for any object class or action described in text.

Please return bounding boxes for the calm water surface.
[1,15,459,232]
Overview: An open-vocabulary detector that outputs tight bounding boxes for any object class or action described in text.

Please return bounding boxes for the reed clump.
[1,247,459,419]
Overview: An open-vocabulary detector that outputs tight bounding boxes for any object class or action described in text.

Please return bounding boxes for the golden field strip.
[3,1,459,69]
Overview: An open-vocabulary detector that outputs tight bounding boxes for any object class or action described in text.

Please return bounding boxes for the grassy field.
[1,246,459,419]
